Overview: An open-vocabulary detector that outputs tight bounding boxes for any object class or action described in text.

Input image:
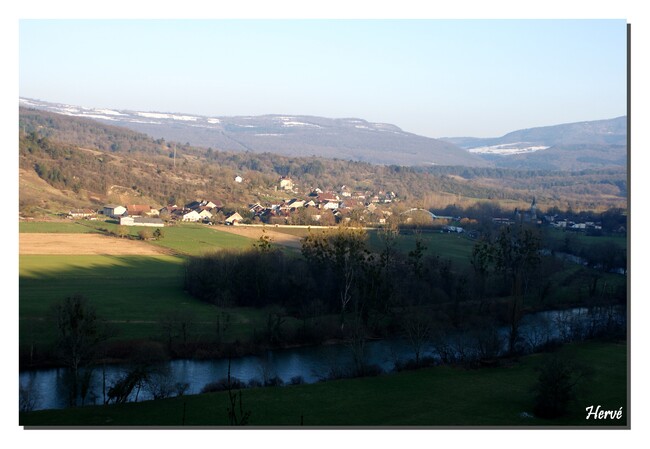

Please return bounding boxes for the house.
[126,204,153,216]
[234,175,243,183]
[321,200,340,210]
[159,205,179,218]
[279,177,294,190]
[198,209,213,221]
[120,216,165,227]
[340,199,364,210]
[249,203,265,214]
[103,204,127,218]
[181,210,201,222]
[186,200,218,211]
[225,212,243,225]
[171,209,201,222]
[287,199,305,209]
[185,200,203,210]
[68,208,96,219]
[318,192,339,203]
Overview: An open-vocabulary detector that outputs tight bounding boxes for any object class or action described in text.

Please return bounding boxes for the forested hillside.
[18,108,627,216]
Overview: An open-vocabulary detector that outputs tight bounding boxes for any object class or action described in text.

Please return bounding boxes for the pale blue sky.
[19,19,627,138]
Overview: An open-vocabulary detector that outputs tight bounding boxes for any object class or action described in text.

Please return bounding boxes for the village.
[66,176,402,229]
[63,175,616,236]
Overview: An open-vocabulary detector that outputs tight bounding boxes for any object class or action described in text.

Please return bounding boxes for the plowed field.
[19,233,173,255]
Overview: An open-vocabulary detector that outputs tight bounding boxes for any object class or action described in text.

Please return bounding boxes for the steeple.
[530,197,537,219]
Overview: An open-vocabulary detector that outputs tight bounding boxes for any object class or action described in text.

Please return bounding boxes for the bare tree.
[226,359,251,426]
[402,312,432,366]
[52,294,109,406]
[301,226,368,329]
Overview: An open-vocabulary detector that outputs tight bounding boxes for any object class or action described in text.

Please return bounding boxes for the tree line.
[184,224,626,359]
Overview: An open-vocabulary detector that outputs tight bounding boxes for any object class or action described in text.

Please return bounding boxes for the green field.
[19,341,628,427]
[543,227,628,252]
[367,229,475,269]
[148,224,255,255]
[272,227,477,269]
[19,220,293,352]
[19,221,98,233]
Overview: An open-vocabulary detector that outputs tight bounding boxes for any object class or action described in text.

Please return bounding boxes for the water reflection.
[20,306,624,411]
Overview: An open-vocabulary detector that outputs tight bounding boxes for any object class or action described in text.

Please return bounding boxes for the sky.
[18,18,627,138]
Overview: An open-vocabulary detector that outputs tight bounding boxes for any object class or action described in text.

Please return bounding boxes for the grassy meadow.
[273,226,477,270]
[19,221,301,356]
[19,221,97,233]
[19,341,627,427]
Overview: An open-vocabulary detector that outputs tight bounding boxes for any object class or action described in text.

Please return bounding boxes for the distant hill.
[18,108,627,216]
[19,98,487,167]
[441,117,627,171]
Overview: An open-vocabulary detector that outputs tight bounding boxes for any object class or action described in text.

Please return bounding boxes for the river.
[19,306,624,411]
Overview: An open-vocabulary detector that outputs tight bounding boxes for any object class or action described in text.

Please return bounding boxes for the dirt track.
[19,233,173,255]
[214,225,303,249]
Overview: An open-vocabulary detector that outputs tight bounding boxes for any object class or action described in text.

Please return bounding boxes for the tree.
[301,226,368,329]
[532,357,590,419]
[253,228,273,253]
[159,208,171,222]
[402,311,432,366]
[492,225,541,355]
[116,225,129,239]
[52,294,108,406]
[226,358,251,425]
[471,237,493,312]
[138,228,153,240]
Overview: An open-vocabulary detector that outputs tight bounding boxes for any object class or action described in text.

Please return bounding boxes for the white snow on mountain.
[467,143,550,155]
[136,112,198,121]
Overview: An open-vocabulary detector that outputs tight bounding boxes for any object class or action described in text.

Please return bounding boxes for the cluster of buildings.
[492,199,607,233]
[66,176,401,227]
[247,185,398,225]
[69,201,223,227]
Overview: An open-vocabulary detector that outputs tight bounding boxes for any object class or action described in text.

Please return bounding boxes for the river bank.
[20,305,625,412]
[19,341,628,427]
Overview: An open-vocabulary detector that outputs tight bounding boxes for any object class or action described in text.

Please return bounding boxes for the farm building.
[126,204,157,216]
[103,204,127,218]
[68,208,96,219]
[119,216,165,227]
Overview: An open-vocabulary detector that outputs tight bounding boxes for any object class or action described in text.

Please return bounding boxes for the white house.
[322,200,340,210]
[279,177,294,190]
[182,210,201,222]
[225,212,243,225]
[287,199,305,209]
[234,175,243,183]
[198,209,213,220]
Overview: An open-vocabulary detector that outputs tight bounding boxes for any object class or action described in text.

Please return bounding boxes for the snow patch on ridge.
[468,142,550,155]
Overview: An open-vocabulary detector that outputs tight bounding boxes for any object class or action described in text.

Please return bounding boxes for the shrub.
[200,376,246,394]
[532,357,588,419]
[289,375,305,385]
